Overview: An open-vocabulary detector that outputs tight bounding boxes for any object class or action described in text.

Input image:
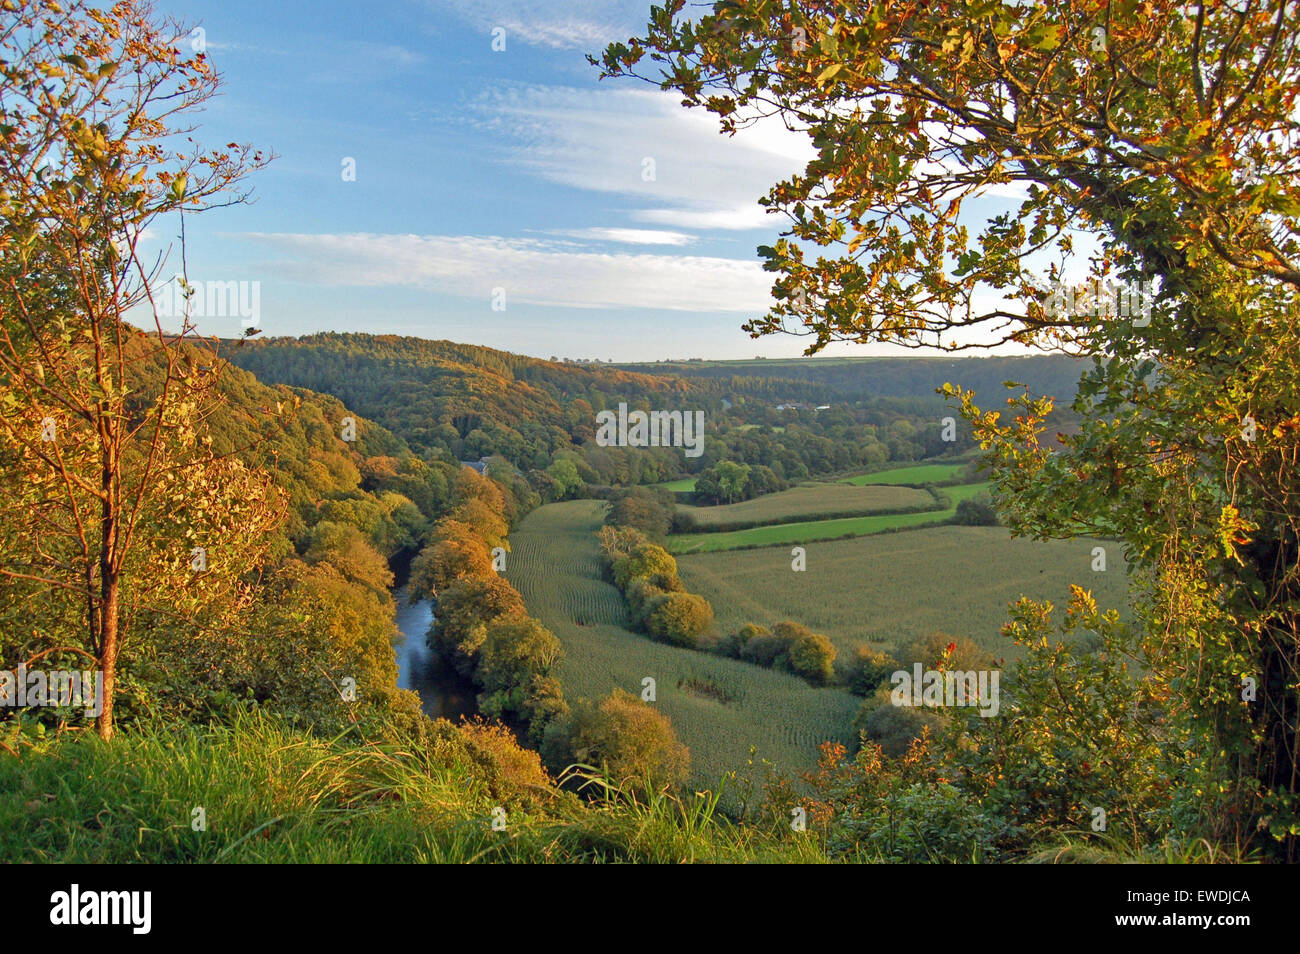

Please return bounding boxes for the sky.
[143,0,1031,361]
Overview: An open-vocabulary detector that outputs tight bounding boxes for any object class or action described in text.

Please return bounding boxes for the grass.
[676,482,934,531]
[842,461,970,486]
[0,713,826,863]
[507,500,861,792]
[654,477,697,492]
[677,524,1131,662]
[668,483,988,553]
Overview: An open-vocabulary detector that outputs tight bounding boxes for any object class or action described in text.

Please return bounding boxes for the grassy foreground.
[0,714,823,864]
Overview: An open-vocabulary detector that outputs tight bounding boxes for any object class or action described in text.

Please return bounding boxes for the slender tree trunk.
[95,577,119,741]
[95,434,119,742]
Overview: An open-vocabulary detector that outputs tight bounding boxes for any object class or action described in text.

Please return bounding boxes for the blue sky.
[145,0,1026,360]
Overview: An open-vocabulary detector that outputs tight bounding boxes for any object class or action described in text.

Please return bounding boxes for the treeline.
[226,334,1009,500]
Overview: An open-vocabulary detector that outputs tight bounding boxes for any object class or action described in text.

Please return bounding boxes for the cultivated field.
[677,524,1131,661]
[676,482,935,529]
[843,461,970,486]
[668,483,988,553]
[507,499,861,791]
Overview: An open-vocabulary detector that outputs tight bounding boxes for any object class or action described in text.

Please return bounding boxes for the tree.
[0,0,273,739]
[429,575,526,665]
[602,0,1300,856]
[544,457,583,500]
[476,616,563,699]
[409,533,493,600]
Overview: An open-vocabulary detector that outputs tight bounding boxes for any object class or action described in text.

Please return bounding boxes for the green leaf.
[816,63,843,84]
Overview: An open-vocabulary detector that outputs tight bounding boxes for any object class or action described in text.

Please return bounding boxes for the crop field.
[668,483,988,554]
[677,524,1131,662]
[676,482,935,529]
[507,500,861,791]
[843,461,970,486]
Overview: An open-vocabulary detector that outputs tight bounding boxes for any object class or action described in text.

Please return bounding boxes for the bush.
[596,524,649,565]
[542,689,690,797]
[716,622,770,659]
[736,621,836,685]
[644,591,714,648]
[611,542,678,590]
[776,622,837,686]
[898,631,994,672]
[953,492,999,526]
[856,693,947,757]
[842,646,899,696]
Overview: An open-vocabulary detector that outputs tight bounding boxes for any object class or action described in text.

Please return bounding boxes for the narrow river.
[392,583,477,720]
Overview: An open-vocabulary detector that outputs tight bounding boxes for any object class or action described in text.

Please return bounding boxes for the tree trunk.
[95,575,119,741]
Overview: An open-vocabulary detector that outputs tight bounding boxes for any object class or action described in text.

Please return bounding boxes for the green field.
[668,483,988,553]
[507,500,861,790]
[653,477,697,492]
[843,461,970,486]
[676,482,934,529]
[678,525,1130,661]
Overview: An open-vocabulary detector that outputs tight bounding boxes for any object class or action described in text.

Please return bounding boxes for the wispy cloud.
[430,0,646,50]
[476,84,815,234]
[543,227,696,246]
[240,232,772,312]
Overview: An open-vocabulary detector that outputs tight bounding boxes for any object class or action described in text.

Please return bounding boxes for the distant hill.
[611,354,1088,404]
[226,333,722,466]
[225,334,1083,478]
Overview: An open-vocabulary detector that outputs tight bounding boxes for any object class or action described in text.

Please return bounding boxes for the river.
[392,583,477,720]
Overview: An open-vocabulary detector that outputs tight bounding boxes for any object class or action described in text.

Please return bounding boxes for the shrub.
[842,646,898,696]
[541,689,690,798]
[898,631,994,672]
[776,622,836,686]
[605,488,673,538]
[624,578,666,625]
[644,591,714,648]
[856,692,947,757]
[736,621,836,685]
[953,492,1000,526]
[596,524,649,565]
[716,622,770,659]
[611,542,677,590]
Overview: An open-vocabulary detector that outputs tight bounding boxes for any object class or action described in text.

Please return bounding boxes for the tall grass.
[0,713,826,864]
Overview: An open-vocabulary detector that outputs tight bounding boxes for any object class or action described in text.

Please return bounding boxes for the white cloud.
[240,232,772,313]
[544,227,696,245]
[478,85,815,232]
[431,0,646,50]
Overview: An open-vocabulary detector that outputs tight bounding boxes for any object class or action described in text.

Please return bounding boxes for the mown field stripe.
[667,483,988,554]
